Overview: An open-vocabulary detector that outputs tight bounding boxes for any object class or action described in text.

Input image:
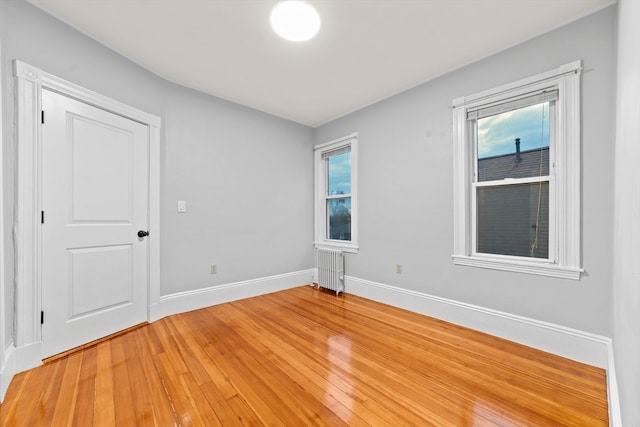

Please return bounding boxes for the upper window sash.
[472,99,556,185]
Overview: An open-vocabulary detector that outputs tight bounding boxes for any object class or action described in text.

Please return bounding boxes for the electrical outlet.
[396,264,403,274]
[210,264,217,274]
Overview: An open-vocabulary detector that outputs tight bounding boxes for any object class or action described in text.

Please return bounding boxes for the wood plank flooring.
[0,286,609,426]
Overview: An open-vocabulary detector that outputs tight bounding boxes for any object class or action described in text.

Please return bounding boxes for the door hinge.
[41,110,45,124]
[41,211,45,224]
[41,311,44,325]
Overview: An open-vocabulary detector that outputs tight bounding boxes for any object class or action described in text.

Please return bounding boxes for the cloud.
[478,103,549,158]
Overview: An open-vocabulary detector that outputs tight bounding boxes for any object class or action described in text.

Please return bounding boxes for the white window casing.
[314,133,358,253]
[452,60,583,279]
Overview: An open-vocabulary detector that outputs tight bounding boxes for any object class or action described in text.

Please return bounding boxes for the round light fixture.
[270,1,321,42]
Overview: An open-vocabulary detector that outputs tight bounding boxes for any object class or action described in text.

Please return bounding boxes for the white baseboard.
[346,275,610,369]
[150,269,314,322]
[16,341,42,373]
[606,341,622,427]
[0,344,16,402]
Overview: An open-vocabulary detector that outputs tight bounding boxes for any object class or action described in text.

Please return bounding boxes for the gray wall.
[313,7,617,336]
[161,82,312,295]
[0,0,314,353]
[613,0,640,424]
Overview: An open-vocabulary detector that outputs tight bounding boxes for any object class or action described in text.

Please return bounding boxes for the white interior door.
[41,89,149,358]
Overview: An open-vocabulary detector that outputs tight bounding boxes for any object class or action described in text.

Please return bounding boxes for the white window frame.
[452,61,583,279]
[314,133,358,253]
[472,91,557,263]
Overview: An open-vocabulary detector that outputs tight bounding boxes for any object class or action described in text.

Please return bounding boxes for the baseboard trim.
[150,269,314,322]
[606,340,622,426]
[16,341,42,373]
[0,344,16,402]
[346,275,610,369]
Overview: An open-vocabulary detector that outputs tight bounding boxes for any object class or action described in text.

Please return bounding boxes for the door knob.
[137,230,149,238]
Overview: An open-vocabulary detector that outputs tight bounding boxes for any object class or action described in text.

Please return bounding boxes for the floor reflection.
[325,334,353,420]
[469,398,523,426]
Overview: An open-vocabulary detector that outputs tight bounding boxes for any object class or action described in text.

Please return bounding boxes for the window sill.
[452,255,583,280]
[314,241,359,254]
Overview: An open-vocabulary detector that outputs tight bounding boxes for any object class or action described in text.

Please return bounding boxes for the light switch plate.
[177,201,186,213]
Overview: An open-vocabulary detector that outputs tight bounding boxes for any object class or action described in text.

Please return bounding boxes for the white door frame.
[0,18,9,400]
[13,60,161,372]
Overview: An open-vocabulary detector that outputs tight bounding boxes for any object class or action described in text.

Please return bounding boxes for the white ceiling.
[28,0,615,127]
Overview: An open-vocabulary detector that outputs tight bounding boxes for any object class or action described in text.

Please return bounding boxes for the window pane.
[327,152,351,195]
[327,197,351,241]
[477,102,550,182]
[476,182,549,259]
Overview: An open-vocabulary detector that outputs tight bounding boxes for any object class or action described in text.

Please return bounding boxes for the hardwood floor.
[0,286,608,426]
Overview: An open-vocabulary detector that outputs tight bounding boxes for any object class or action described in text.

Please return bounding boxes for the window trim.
[452,61,583,279]
[314,133,358,253]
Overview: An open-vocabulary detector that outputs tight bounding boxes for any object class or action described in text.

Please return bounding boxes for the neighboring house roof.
[478,147,549,181]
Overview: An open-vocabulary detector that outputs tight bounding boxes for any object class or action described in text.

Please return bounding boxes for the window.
[452,61,583,279]
[314,133,358,252]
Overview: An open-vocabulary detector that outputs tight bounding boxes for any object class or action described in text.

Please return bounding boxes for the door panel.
[41,89,149,358]
[70,115,134,222]
[69,245,133,318]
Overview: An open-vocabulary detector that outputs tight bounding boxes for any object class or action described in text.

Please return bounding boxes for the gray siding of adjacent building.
[477,147,550,258]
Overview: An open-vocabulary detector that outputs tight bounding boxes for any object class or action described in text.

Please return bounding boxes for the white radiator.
[316,249,345,295]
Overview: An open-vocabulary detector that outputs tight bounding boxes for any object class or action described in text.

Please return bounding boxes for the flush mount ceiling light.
[270,1,321,42]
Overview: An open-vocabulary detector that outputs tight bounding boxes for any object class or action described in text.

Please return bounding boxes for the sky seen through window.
[478,102,550,159]
[327,152,351,195]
